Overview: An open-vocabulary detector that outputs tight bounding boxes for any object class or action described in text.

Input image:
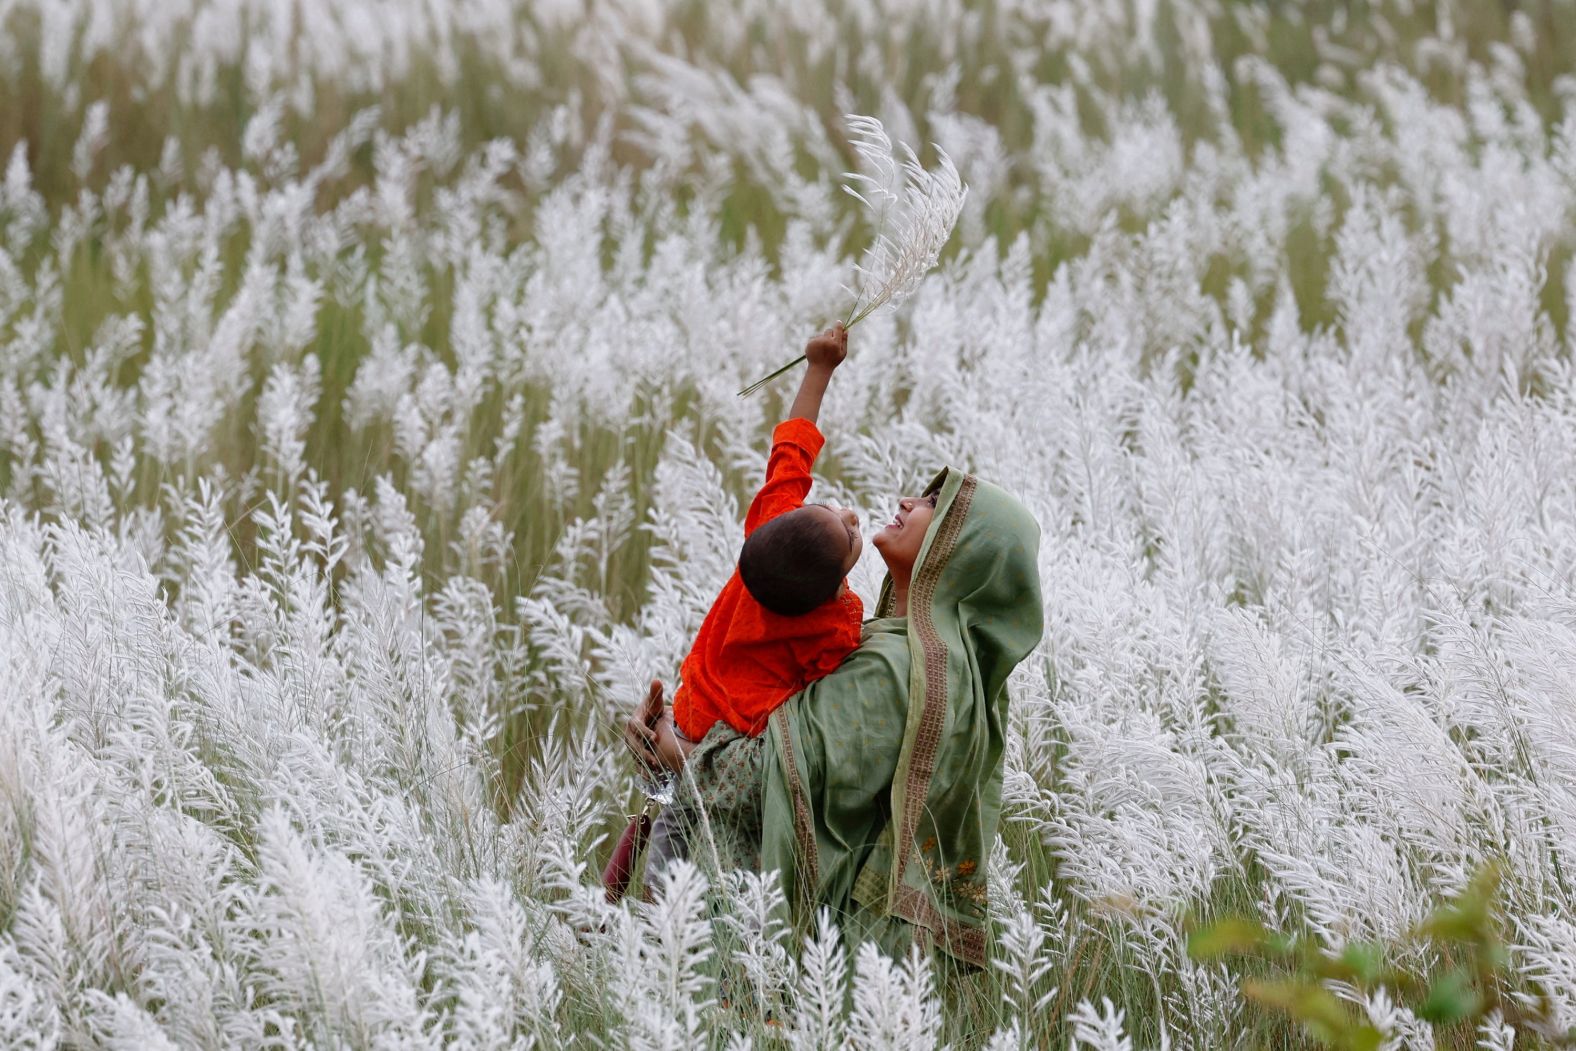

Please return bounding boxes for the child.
[602,324,861,900]
[671,321,864,743]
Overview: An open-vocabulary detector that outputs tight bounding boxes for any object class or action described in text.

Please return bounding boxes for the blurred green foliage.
[1188,865,1576,1048]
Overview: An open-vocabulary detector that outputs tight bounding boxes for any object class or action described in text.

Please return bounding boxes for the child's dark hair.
[739,509,845,616]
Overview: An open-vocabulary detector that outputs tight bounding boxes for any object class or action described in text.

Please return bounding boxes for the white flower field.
[3,0,1576,1046]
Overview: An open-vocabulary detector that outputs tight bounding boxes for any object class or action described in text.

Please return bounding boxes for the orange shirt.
[671,418,864,739]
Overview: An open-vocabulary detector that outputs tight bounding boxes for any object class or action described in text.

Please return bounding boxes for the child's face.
[803,504,863,575]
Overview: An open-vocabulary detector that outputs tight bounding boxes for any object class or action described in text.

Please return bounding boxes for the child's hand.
[804,322,848,371]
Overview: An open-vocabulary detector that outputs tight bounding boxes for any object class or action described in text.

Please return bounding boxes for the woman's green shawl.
[761,467,1043,966]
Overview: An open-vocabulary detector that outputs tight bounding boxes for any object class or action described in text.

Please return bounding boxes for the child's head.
[739,504,862,616]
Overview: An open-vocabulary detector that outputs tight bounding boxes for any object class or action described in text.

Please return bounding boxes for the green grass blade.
[737,354,807,397]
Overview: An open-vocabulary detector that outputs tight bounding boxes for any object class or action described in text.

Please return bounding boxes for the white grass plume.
[737,113,966,396]
[7,3,1576,1047]
[841,113,968,327]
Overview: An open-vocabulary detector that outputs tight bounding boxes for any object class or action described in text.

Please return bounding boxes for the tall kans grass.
[4,0,1576,1046]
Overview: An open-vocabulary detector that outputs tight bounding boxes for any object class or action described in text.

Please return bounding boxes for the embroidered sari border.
[891,884,987,967]
[772,706,820,894]
[890,473,977,902]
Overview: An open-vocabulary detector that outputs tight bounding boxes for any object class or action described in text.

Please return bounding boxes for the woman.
[625,466,1043,967]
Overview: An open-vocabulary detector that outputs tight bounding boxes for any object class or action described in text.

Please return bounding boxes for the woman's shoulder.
[861,615,908,639]
[840,617,909,673]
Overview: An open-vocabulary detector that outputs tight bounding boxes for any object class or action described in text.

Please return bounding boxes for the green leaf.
[1246,978,1377,1047]
[1483,940,1510,973]
[1420,864,1501,945]
[1416,968,1484,1024]
[1267,931,1298,955]
[1337,942,1385,985]
[1188,917,1276,960]
[1346,1026,1386,1051]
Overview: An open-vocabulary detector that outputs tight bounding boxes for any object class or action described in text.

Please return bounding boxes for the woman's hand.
[650,713,694,771]
[624,680,695,772]
[624,680,666,771]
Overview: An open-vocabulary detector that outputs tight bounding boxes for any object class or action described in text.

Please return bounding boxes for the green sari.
[662,468,1043,967]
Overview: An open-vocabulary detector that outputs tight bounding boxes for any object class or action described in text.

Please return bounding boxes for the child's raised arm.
[742,324,849,534]
[787,322,848,425]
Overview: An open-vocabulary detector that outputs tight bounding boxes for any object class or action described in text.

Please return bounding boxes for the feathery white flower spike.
[738,113,966,396]
[841,113,968,328]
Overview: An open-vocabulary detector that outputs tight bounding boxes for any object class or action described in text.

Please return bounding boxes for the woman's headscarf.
[761,467,1043,965]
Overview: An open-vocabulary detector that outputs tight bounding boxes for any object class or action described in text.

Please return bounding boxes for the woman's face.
[871,491,938,573]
